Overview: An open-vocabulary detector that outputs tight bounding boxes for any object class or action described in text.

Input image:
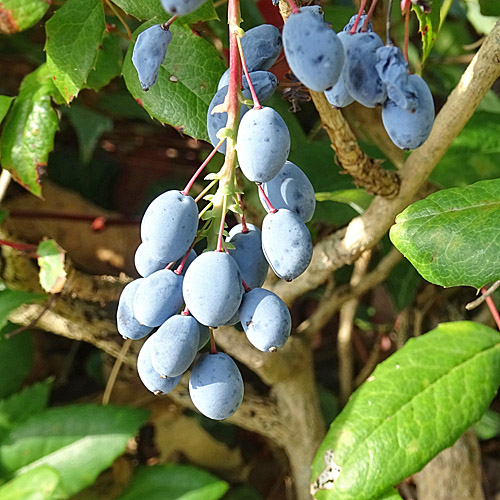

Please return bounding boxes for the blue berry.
[132,25,172,91]
[240,24,282,72]
[189,352,244,420]
[239,288,291,352]
[161,0,207,16]
[117,279,153,340]
[343,14,373,33]
[197,323,210,350]
[217,70,278,99]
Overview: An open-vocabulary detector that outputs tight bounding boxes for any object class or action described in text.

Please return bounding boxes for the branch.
[272,22,500,306]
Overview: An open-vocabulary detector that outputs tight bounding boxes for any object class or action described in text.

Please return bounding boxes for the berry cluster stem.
[361,0,379,32]
[258,184,277,213]
[350,0,368,34]
[236,36,262,109]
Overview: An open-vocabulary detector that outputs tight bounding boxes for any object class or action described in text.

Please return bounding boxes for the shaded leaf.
[311,321,500,500]
[37,240,66,294]
[479,0,500,17]
[85,33,123,91]
[45,0,106,103]
[0,65,59,197]
[390,179,500,289]
[0,404,148,497]
[0,96,13,124]
[316,189,373,215]
[122,19,226,141]
[118,464,228,500]
[472,409,500,440]
[0,288,45,331]
[412,0,441,63]
[0,466,60,500]
[0,0,50,34]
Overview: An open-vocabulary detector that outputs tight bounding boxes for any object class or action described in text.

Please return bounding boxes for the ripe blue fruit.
[283,10,344,92]
[133,269,184,327]
[259,161,316,223]
[382,74,435,150]
[262,209,313,281]
[240,24,282,73]
[183,251,244,327]
[237,106,290,183]
[189,352,244,420]
[161,0,206,16]
[227,223,268,289]
[197,323,210,350]
[239,288,291,352]
[343,32,387,108]
[141,190,198,263]
[137,336,181,395]
[132,25,172,91]
[135,245,196,278]
[150,314,200,377]
[343,14,373,33]
[217,70,278,99]
[117,279,153,340]
[376,45,418,111]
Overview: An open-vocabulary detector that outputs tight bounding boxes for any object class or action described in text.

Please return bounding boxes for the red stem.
[162,15,178,29]
[286,0,300,14]
[181,306,189,315]
[0,239,37,252]
[242,279,251,292]
[237,37,261,109]
[258,184,277,213]
[236,193,248,233]
[404,7,410,64]
[361,0,379,32]
[209,329,217,354]
[8,211,139,225]
[350,0,369,34]
[483,287,500,330]
[182,138,225,196]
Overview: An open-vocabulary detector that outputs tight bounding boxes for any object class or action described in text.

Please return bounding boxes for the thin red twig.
[483,287,500,330]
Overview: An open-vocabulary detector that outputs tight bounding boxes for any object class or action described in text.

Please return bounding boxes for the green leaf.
[0,0,51,34]
[0,404,148,497]
[412,0,441,63]
[431,112,500,188]
[0,288,45,331]
[375,490,403,500]
[37,240,66,294]
[85,33,123,92]
[472,409,500,440]
[390,179,500,289]
[0,96,14,124]
[111,0,218,24]
[0,64,59,197]
[479,0,500,17]
[66,104,113,164]
[315,189,373,215]
[45,0,106,103]
[122,19,226,141]
[311,321,500,500]
[118,464,228,500]
[0,323,34,399]
[0,380,53,441]
[464,0,499,35]
[0,466,60,500]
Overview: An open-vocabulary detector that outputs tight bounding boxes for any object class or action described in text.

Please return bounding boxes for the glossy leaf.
[0,96,13,124]
[118,464,229,500]
[0,0,50,34]
[0,466,60,500]
[311,322,500,500]
[85,33,123,92]
[37,240,66,294]
[0,65,59,197]
[390,179,500,288]
[412,0,441,63]
[0,404,148,497]
[45,0,106,103]
[122,19,226,141]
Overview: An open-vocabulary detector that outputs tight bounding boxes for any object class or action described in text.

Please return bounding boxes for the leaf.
[45,0,106,103]
[0,466,60,500]
[66,104,113,164]
[0,64,59,197]
[0,323,34,399]
[0,288,45,331]
[315,189,373,215]
[464,0,499,35]
[412,0,441,63]
[118,464,229,500]
[0,0,51,34]
[37,240,66,294]
[479,0,500,17]
[85,33,123,92]
[122,19,226,141]
[472,409,500,440]
[431,112,500,189]
[390,179,500,289]
[0,380,53,441]
[0,96,13,124]
[111,0,218,24]
[311,321,500,500]
[375,490,403,500]
[0,404,148,497]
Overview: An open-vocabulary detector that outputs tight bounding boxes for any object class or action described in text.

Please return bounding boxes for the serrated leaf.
[0,380,53,441]
[390,179,500,289]
[0,0,51,34]
[45,0,106,103]
[0,323,34,399]
[37,240,66,294]
[0,466,60,500]
[0,288,45,331]
[311,321,500,500]
[0,96,14,124]
[66,104,113,164]
[111,0,218,24]
[0,65,59,197]
[0,404,148,497]
[412,0,441,63]
[316,189,373,215]
[122,19,226,141]
[85,33,123,92]
[118,464,228,500]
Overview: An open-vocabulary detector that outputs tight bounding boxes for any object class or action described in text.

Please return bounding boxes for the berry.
[117,279,153,340]
[217,70,278,99]
[197,323,210,350]
[240,24,283,73]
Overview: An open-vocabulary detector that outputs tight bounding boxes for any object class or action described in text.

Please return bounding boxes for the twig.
[102,338,132,405]
[465,280,500,310]
[5,295,57,338]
